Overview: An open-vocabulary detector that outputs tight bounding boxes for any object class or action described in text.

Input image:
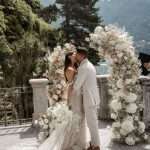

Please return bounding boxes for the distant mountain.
[41,0,150,54]
[98,0,150,54]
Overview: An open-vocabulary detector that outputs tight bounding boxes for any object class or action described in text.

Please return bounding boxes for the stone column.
[139,76,150,129]
[29,78,49,122]
[97,75,111,120]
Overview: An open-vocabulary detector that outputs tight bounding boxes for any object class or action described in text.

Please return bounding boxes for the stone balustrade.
[140,76,150,128]
[29,76,150,128]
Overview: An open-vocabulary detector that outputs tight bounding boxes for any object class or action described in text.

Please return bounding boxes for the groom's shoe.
[87,142,100,150]
[93,146,100,150]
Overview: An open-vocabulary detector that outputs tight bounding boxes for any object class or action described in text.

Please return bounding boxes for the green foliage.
[0,0,54,87]
[39,4,58,23]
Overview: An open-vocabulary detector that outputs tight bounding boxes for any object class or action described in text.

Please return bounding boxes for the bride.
[38,51,89,150]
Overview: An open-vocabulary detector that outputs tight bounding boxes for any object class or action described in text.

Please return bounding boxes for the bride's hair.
[64,52,78,81]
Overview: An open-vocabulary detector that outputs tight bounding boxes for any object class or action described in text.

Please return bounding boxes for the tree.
[0,0,55,119]
[56,0,103,64]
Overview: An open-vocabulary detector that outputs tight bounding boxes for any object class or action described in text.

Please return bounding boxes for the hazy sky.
[41,0,55,6]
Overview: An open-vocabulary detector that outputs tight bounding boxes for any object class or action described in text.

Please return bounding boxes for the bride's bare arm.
[65,67,77,105]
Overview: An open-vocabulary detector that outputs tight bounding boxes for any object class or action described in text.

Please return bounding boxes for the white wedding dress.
[8,83,90,150]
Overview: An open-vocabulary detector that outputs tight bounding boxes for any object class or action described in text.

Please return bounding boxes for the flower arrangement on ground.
[37,102,81,143]
[90,25,148,145]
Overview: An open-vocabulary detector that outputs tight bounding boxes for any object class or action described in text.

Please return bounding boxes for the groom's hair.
[76,47,88,57]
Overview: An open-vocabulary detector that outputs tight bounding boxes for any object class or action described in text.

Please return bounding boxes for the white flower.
[117,53,123,58]
[116,79,123,88]
[125,79,133,85]
[126,103,137,114]
[134,116,139,121]
[56,84,62,89]
[125,93,137,103]
[64,43,71,49]
[121,119,134,134]
[125,136,135,145]
[56,90,61,95]
[94,26,104,34]
[39,120,44,126]
[111,113,117,120]
[120,128,128,136]
[138,121,145,133]
[110,100,122,112]
[52,94,59,100]
[85,37,90,42]
[60,80,66,86]
[90,34,100,42]
[44,119,49,124]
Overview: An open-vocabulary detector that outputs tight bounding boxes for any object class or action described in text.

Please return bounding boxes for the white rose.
[111,113,117,120]
[117,53,123,58]
[56,84,62,89]
[94,26,104,34]
[110,100,122,112]
[44,119,49,124]
[125,93,137,103]
[125,136,135,145]
[39,120,44,126]
[116,79,123,88]
[85,37,90,42]
[134,116,139,121]
[60,80,66,86]
[64,43,71,49]
[120,128,128,136]
[125,79,133,85]
[52,94,58,100]
[56,90,61,95]
[126,103,137,114]
[121,120,134,134]
[90,34,99,42]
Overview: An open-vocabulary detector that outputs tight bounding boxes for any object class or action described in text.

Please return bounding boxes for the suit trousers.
[83,96,100,146]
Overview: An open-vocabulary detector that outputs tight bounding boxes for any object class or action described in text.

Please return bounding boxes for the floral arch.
[90,25,148,145]
[47,25,148,145]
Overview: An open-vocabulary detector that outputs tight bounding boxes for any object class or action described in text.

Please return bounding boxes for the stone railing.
[30,76,150,128]
[140,76,150,128]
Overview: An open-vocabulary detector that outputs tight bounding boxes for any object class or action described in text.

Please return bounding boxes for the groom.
[73,46,100,150]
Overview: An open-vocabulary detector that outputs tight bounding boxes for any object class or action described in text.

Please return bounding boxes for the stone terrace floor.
[0,121,150,150]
